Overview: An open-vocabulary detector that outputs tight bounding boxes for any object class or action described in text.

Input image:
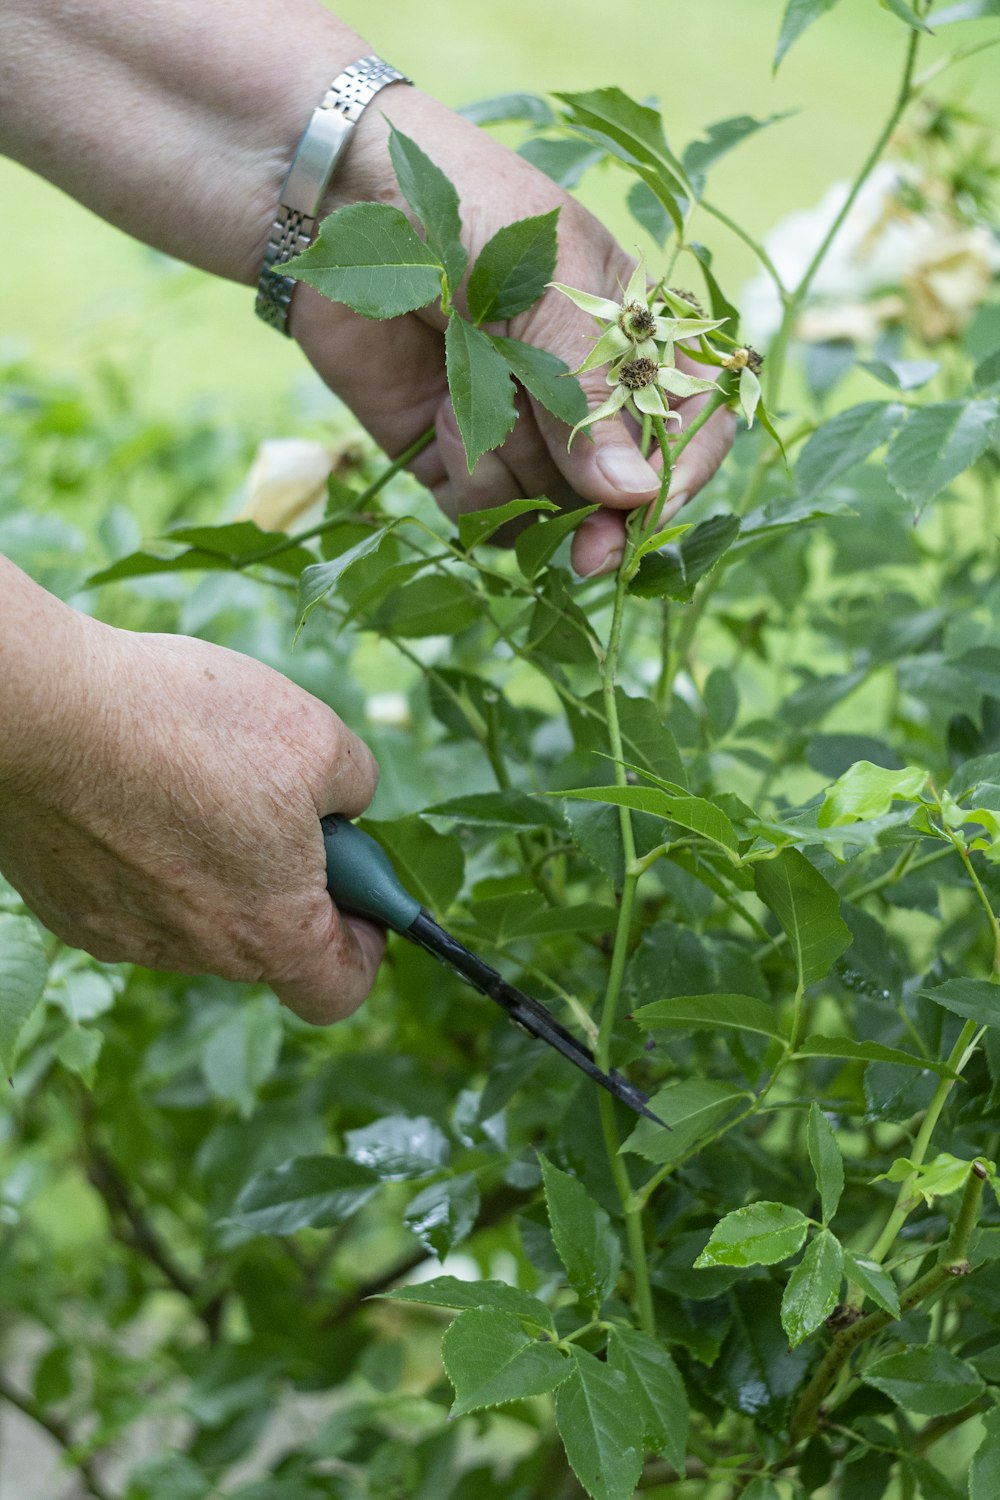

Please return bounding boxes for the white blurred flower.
[365,691,410,728]
[238,439,337,532]
[904,227,999,341]
[741,163,999,348]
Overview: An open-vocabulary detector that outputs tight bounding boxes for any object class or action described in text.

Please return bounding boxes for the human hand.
[290,88,736,576]
[0,608,383,1024]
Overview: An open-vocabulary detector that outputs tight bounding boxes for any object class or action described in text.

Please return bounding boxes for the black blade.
[406,910,666,1127]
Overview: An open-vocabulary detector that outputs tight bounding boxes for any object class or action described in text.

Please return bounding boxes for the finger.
[432,393,577,522]
[528,337,661,510]
[570,507,628,577]
[432,396,526,522]
[269,896,386,1025]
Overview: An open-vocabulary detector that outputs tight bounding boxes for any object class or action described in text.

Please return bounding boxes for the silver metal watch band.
[255,55,410,336]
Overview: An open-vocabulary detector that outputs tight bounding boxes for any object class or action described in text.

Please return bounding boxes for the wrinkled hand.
[291,88,735,576]
[0,614,383,1024]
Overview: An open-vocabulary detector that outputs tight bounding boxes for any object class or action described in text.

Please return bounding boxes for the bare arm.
[0,0,733,571]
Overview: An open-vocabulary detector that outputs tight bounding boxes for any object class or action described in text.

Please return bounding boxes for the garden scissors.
[321,815,663,1125]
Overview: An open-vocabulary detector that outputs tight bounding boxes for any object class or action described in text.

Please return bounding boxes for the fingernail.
[597,546,624,575]
[663,488,690,519]
[596,445,659,497]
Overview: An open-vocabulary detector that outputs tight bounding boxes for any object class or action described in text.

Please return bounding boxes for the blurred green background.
[2,0,997,433]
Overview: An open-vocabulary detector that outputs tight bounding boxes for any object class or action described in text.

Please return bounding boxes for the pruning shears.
[321,815,664,1126]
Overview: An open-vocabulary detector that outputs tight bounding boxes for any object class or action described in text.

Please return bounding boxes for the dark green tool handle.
[321,814,420,932]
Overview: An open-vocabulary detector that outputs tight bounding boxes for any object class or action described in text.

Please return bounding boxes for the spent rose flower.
[549,258,725,444]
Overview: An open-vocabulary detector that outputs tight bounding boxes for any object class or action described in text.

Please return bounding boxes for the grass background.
[1,0,997,431]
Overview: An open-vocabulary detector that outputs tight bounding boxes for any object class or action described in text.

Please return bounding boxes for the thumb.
[520,272,661,510]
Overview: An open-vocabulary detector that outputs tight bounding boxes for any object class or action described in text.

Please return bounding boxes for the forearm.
[0,0,372,282]
[0,557,101,799]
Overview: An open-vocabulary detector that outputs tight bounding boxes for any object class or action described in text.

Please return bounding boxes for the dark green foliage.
[5,18,1000,1499]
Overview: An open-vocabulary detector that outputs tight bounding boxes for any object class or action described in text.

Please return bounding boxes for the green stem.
[595,560,655,1336]
[700,198,787,298]
[864,1018,980,1267]
[764,25,922,408]
[790,1162,987,1442]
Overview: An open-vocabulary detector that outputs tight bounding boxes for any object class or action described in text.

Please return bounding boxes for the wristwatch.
[255,55,410,335]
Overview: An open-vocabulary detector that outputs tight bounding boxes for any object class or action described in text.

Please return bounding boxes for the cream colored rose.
[238,439,337,532]
[904,227,1000,342]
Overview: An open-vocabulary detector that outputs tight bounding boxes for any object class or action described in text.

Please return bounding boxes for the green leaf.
[623,1080,749,1165]
[689,241,741,329]
[683,113,794,185]
[880,0,934,30]
[922,978,1000,1028]
[520,137,605,188]
[859,358,940,391]
[229,1155,379,1235]
[806,1102,844,1223]
[488,335,590,428]
[974,347,1000,393]
[538,1154,622,1308]
[818,760,929,825]
[555,1347,645,1500]
[862,1344,985,1415]
[781,1229,843,1347]
[796,1034,956,1073]
[0,912,49,1079]
[458,92,556,127]
[441,1307,571,1417]
[344,1114,450,1181]
[753,848,851,990]
[53,1025,103,1087]
[466,210,560,323]
[872,1152,977,1205]
[370,573,482,637]
[694,1202,810,1268]
[404,1173,480,1259]
[513,506,601,579]
[429,790,567,832]
[380,1276,554,1331]
[554,87,693,200]
[295,523,399,635]
[360,816,464,913]
[125,1454,210,1500]
[445,316,518,471]
[286,202,443,317]
[631,513,740,601]
[632,993,784,1041]
[970,1405,1000,1500]
[886,400,999,515]
[843,1251,901,1318]
[457,497,557,550]
[387,125,467,290]
[607,1327,688,1471]
[199,996,282,1120]
[559,785,739,859]
[796,401,908,500]
[774,0,843,70]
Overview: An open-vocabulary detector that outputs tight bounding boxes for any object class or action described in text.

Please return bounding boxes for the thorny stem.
[595,556,655,1336]
[790,1162,987,1442]
[764,24,923,407]
[863,1018,982,1270]
[0,1376,113,1500]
